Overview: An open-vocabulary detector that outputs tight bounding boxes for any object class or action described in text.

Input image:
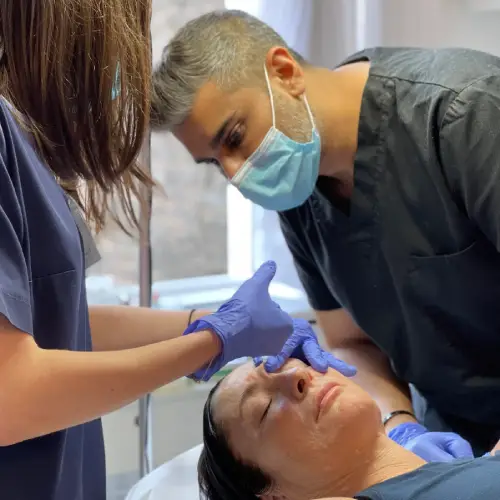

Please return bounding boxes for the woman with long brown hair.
[0,2,349,499]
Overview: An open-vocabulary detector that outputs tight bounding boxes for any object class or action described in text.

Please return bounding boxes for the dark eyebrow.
[209,112,236,149]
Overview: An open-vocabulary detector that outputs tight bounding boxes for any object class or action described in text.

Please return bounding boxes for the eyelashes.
[224,123,245,150]
[260,400,272,423]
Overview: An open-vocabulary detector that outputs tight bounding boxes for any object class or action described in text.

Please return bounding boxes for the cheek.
[221,156,245,180]
[337,390,380,423]
[245,126,270,154]
[264,400,325,462]
[321,391,381,451]
[260,412,334,488]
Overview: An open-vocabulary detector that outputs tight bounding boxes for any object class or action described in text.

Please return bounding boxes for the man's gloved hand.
[389,422,474,462]
[254,318,357,376]
[183,261,293,381]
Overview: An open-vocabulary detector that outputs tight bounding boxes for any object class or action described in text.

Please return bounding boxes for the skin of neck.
[301,432,426,500]
[302,62,370,193]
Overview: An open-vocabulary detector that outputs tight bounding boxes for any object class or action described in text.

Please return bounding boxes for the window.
[87,0,231,307]
[90,5,230,284]
[90,3,310,499]
[225,0,262,15]
[98,3,229,499]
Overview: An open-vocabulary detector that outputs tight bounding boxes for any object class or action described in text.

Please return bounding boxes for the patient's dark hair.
[198,381,273,500]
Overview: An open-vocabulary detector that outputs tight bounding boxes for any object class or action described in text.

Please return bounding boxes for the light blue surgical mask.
[231,67,321,211]
[112,65,121,100]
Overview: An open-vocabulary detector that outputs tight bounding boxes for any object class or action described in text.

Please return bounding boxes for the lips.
[315,382,340,421]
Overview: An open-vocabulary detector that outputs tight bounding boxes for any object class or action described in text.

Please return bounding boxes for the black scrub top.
[279,47,500,454]
[355,455,500,500]
[0,100,105,499]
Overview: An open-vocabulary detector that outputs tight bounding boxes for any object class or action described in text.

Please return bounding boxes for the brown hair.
[0,0,153,232]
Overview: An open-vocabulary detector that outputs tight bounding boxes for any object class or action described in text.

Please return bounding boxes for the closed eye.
[260,400,272,424]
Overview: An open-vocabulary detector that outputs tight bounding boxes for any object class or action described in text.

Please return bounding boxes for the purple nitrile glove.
[254,318,357,376]
[389,422,474,462]
[183,261,293,381]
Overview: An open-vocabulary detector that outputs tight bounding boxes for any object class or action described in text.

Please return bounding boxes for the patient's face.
[212,359,382,499]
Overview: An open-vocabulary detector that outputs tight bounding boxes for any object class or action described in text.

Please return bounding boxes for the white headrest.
[126,444,203,500]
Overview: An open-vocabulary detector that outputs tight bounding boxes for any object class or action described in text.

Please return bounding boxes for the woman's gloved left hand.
[389,422,474,462]
[183,261,293,381]
[254,318,357,376]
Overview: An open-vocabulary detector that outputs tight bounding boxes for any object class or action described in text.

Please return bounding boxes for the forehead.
[213,359,308,416]
[216,362,255,400]
[210,363,253,420]
[173,80,264,159]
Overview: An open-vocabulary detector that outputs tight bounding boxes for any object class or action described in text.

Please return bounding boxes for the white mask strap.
[263,66,276,128]
[303,95,316,130]
[263,65,316,131]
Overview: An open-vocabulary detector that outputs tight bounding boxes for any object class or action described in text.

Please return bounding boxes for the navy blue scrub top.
[356,455,500,500]
[279,47,500,455]
[0,100,105,499]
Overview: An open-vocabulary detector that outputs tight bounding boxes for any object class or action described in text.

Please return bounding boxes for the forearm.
[333,340,416,431]
[0,330,219,445]
[89,305,209,351]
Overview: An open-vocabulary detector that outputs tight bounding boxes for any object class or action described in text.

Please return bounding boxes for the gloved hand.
[183,261,293,381]
[389,422,474,462]
[254,318,357,376]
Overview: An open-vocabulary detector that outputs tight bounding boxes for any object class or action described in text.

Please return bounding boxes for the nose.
[275,367,309,402]
[220,153,246,180]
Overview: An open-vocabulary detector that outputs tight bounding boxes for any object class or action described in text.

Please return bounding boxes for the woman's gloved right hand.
[183,261,293,381]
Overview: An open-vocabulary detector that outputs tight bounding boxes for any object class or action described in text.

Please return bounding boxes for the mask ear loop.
[264,65,316,134]
[263,66,276,129]
[303,95,317,131]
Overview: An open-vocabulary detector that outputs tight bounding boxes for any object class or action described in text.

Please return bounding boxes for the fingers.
[293,317,311,330]
[250,260,277,286]
[446,437,474,459]
[301,337,357,376]
[253,357,264,367]
[420,448,456,463]
[324,352,358,377]
[264,354,286,372]
[262,337,296,371]
[302,339,328,372]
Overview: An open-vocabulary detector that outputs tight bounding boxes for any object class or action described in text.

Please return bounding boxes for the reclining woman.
[198,357,500,500]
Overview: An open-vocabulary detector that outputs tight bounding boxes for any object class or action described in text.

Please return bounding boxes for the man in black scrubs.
[151,10,500,459]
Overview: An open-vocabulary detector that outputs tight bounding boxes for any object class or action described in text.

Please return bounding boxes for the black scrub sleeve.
[279,212,341,311]
[0,132,33,335]
[440,76,500,251]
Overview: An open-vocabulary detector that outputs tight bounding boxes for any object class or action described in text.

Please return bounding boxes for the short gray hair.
[151,9,306,130]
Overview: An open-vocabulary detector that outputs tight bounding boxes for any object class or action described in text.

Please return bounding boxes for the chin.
[321,390,381,440]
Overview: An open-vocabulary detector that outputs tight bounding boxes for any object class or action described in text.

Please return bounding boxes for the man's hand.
[389,422,474,462]
[255,318,357,376]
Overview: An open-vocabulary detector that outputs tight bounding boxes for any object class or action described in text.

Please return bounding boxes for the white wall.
[254,0,500,290]
[365,0,500,54]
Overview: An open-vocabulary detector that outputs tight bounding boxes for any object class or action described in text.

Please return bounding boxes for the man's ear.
[265,46,305,98]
